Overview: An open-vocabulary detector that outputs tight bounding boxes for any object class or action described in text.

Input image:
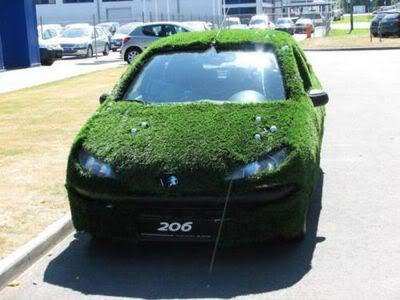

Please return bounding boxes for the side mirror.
[99,93,110,104]
[309,90,329,107]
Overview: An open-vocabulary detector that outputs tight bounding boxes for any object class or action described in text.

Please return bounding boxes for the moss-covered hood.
[67,30,324,197]
[68,99,320,195]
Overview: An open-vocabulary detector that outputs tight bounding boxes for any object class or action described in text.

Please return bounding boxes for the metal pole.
[93,14,98,59]
[155,0,159,21]
[142,0,146,22]
[96,0,101,24]
[350,0,354,32]
[167,0,170,21]
[212,0,215,26]
[40,16,44,39]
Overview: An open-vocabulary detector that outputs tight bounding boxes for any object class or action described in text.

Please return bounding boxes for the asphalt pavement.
[1,49,400,299]
[0,52,124,94]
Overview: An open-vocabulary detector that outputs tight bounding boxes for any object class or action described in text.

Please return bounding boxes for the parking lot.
[0,52,123,94]
[1,49,399,300]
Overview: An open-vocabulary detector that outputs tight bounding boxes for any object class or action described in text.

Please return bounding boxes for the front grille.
[60,44,76,48]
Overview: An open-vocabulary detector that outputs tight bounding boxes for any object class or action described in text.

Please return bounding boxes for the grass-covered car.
[66,29,328,245]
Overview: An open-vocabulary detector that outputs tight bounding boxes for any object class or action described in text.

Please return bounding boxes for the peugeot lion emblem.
[160,175,178,188]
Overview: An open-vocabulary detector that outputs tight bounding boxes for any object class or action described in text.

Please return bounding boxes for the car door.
[140,25,165,48]
[174,25,190,34]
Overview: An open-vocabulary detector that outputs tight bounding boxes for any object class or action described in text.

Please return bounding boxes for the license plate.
[138,219,219,240]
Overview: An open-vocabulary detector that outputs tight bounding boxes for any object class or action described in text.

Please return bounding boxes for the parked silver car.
[110,22,142,52]
[120,22,193,63]
[59,26,110,57]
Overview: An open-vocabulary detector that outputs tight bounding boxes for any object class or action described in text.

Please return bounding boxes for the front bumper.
[67,183,308,245]
[40,48,63,61]
[61,47,88,56]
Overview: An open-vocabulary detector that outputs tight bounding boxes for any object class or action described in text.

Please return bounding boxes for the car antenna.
[212,7,231,47]
[208,179,233,274]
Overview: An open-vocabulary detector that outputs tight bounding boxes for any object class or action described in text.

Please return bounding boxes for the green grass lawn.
[328,28,370,36]
[333,15,373,24]
[301,28,400,49]
[0,66,126,259]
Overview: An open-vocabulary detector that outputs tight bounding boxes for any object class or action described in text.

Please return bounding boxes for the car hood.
[58,37,90,45]
[68,100,322,195]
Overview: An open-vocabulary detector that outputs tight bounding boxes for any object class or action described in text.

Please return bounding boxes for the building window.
[227,7,257,15]
[225,0,256,4]
[103,0,132,2]
[63,0,93,3]
[36,0,56,4]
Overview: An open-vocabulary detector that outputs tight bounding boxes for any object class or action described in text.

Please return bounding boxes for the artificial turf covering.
[66,29,326,243]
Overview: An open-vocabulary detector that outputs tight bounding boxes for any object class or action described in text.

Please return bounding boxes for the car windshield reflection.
[123,49,286,104]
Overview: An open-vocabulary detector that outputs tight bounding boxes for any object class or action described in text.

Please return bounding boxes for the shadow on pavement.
[76,60,123,66]
[44,172,325,299]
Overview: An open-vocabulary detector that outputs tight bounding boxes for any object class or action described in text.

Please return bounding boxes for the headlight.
[78,149,115,178]
[225,149,288,181]
[76,43,87,48]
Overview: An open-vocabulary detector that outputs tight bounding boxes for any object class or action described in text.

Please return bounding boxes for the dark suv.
[378,12,400,37]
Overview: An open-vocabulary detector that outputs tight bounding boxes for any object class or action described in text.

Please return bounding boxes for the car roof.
[112,30,309,101]
[138,29,295,51]
[134,21,193,31]
[251,15,269,20]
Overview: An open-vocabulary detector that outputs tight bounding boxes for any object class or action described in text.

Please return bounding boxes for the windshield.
[277,19,291,24]
[62,28,91,38]
[383,13,400,20]
[250,19,267,25]
[123,49,286,103]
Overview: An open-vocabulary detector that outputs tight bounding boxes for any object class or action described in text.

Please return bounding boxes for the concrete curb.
[0,214,73,290]
[304,46,400,51]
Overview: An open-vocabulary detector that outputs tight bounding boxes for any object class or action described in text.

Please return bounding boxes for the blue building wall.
[0,0,40,69]
[0,34,4,71]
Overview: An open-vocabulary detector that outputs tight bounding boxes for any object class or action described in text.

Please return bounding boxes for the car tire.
[86,46,93,58]
[112,49,117,52]
[125,47,142,64]
[103,44,110,56]
[41,59,55,66]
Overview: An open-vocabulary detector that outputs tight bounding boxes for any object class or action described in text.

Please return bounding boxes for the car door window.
[164,25,177,36]
[142,25,164,37]
[174,25,189,33]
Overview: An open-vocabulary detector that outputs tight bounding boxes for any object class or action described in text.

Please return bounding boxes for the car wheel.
[112,49,117,52]
[41,59,55,66]
[125,47,142,64]
[103,44,109,56]
[86,46,93,58]
[281,209,307,243]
